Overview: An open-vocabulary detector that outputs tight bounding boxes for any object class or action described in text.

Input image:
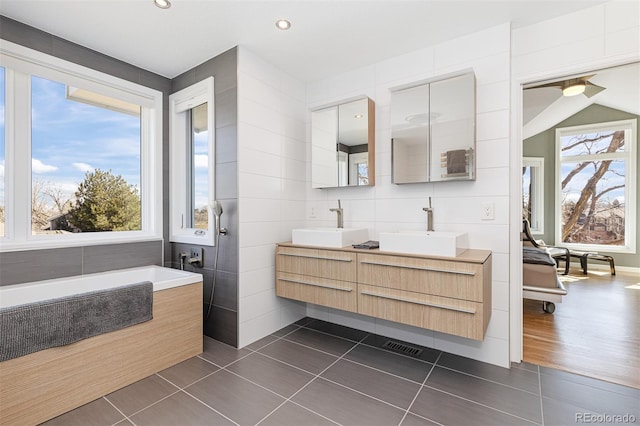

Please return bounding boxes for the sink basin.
[292,227,369,248]
[379,231,468,257]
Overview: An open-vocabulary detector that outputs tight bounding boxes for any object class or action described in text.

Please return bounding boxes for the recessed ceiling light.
[275,19,291,30]
[354,114,364,119]
[154,0,171,9]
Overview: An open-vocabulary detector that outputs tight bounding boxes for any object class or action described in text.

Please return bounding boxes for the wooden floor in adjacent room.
[523,266,640,389]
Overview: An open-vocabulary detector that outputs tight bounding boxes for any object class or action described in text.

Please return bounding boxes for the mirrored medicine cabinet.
[391,72,476,184]
[311,97,375,189]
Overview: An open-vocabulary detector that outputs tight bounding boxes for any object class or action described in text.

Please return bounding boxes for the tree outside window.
[556,120,636,252]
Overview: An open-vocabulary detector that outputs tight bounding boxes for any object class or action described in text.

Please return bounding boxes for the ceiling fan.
[532,75,606,98]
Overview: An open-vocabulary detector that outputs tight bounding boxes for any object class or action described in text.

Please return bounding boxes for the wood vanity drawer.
[277,246,357,282]
[276,272,357,312]
[357,284,486,340]
[357,253,486,302]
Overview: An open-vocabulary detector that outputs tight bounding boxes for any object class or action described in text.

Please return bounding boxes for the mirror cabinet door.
[391,84,430,184]
[311,106,339,188]
[311,97,375,189]
[391,72,475,184]
[430,73,476,182]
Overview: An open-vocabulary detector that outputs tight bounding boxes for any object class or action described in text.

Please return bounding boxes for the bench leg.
[609,258,616,275]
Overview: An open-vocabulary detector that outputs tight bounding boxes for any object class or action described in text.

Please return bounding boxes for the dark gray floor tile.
[512,360,539,373]
[294,317,316,327]
[259,402,336,426]
[292,378,405,426]
[105,375,179,416]
[304,319,370,342]
[157,356,219,388]
[345,344,432,383]
[540,372,640,418]
[542,396,601,426]
[113,420,134,426]
[271,324,300,337]
[438,352,540,394]
[540,366,640,399]
[399,413,440,426]
[200,335,251,367]
[41,397,124,426]
[426,366,542,423]
[185,369,285,425]
[245,334,280,351]
[130,391,234,426]
[410,386,537,426]
[361,334,441,364]
[226,352,314,398]
[258,338,338,375]
[322,359,421,409]
[284,327,357,356]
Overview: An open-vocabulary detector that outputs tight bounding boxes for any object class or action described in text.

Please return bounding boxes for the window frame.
[522,157,545,234]
[0,41,163,251]
[554,119,636,254]
[169,77,216,246]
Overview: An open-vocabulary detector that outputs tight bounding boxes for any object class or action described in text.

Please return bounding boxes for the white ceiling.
[0,0,607,82]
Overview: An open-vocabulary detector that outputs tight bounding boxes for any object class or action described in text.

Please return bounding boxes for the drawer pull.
[279,253,353,262]
[278,278,353,292]
[360,290,476,314]
[359,260,475,276]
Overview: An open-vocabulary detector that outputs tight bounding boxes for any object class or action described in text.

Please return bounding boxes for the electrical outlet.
[310,207,317,218]
[481,202,495,220]
[190,247,203,264]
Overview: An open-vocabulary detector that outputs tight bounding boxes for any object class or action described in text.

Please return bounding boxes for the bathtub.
[0,266,203,426]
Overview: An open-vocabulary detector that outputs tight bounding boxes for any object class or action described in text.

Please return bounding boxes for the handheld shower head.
[211,200,223,218]
[209,200,227,236]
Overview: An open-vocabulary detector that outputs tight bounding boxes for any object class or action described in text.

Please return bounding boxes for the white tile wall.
[237,48,308,347]
[304,24,512,367]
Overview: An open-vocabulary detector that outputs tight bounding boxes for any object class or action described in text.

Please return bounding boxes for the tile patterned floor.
[42,318,640,426]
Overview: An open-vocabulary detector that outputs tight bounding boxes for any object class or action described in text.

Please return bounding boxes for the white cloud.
[73,162,93,173]
[194,154,208,169]
[32,158,58,174]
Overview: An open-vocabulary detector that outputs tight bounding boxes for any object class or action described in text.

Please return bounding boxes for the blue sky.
[30,76,141,203]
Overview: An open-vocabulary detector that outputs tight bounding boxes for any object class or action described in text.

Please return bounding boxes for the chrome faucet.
[423,197,434,232]
[329,199,344,228]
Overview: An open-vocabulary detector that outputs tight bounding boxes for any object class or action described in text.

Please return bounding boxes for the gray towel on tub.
[0,281,153,362]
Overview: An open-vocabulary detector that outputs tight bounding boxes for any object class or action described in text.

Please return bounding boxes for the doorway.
[520,62,640,389]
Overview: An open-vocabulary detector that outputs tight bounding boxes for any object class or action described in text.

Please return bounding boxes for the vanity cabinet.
[276,244,491,340]
[276,246,358,312]
[357,252,491,340]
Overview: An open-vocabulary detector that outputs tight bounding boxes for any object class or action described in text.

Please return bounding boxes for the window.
[522,157,544,234]
[169,77,216,246]
[0,41,163,250]
[0,66,5,238]
[555,120,636,253]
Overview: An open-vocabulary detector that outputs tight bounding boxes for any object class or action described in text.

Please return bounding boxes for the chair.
[522,220,570,275]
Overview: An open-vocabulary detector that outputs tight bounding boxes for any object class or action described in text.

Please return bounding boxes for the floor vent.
[381,340,423,357]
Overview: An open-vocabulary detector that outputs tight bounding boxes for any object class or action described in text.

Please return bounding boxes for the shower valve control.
[189,248,203,266]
